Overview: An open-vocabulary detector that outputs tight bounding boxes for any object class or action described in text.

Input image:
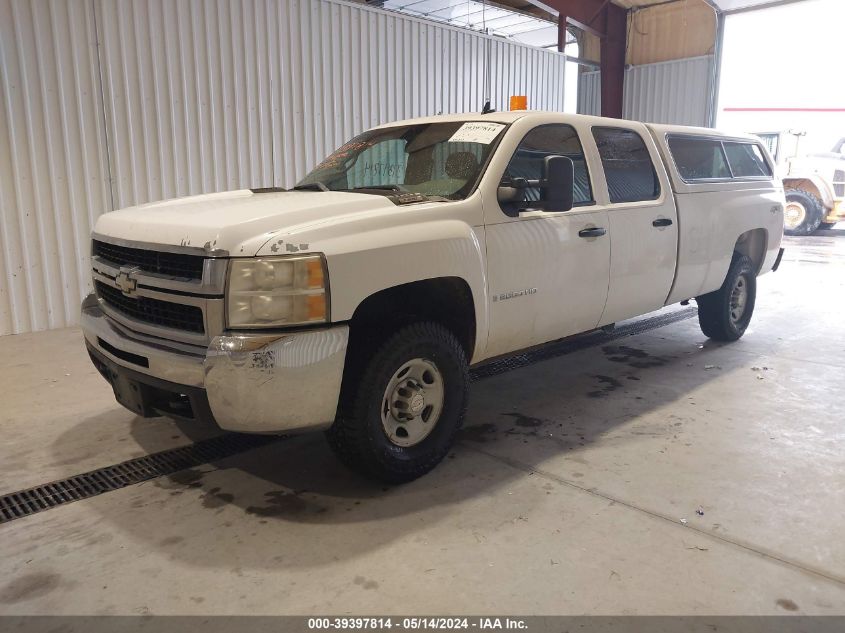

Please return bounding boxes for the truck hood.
[94,189,397,256]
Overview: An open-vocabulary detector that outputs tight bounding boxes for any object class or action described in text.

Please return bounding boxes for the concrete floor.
[1,233,844,615]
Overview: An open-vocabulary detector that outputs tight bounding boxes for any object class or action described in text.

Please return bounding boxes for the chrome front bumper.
[81,293,349,434]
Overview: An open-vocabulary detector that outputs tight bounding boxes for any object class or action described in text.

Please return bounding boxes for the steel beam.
[707,8,725,127]
[599,2,625,118]
[547,0,626,118]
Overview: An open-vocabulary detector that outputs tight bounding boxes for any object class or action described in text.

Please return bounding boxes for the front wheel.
[326,322,469,483]
[696,254,756,342]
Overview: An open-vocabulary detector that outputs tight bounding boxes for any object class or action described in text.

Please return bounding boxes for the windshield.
[296,121,506,200]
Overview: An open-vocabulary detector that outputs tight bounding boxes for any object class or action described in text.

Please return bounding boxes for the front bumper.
[825,200,845,224]
[81,293,349,434]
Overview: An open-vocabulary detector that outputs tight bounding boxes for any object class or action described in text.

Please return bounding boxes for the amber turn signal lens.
[307,294,326,321]
[306,260,325,289]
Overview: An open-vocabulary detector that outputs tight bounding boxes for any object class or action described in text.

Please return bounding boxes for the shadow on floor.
[46,329,751,569]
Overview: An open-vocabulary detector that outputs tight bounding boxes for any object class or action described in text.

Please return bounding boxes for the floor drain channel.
[470,307,697,381]
[0,307,696,525]
[0,434,281,524]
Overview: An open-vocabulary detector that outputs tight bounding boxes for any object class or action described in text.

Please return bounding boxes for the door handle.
[578,227,607,238]
[652,218,673,227]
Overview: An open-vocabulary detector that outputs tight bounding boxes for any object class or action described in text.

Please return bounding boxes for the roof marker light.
[510,95,527,111]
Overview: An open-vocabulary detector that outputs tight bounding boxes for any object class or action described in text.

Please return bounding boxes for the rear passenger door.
[591,126,678,325]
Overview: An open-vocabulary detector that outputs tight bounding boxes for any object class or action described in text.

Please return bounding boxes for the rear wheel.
[818,222,837,230]
[784,189,824,236]
[696,254,756,342]
[326,321,468,483]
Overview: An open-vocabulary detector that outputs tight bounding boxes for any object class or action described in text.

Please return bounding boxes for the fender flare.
[783,174,835,210]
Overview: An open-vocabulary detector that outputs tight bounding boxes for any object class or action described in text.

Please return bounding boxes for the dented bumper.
[81,293,348,434]
[204,326,349,433]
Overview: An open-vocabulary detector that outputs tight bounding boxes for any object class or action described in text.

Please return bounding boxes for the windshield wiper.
[293,181,329,192]
[345,185,405,192]
[346,187,454,204]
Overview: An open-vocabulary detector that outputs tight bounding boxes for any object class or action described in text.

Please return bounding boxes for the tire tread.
[696,253,756,342]
[784,189,824,236]
[326,321,468,483]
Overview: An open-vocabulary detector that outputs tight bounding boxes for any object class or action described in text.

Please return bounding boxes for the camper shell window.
[667,135,773,183]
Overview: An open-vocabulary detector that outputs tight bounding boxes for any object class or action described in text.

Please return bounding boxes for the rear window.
[667,137,731,181]
[723,142,772,178]
[592,127,660,203]
[668,135,773,182]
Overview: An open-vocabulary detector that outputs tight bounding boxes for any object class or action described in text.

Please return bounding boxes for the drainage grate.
[0,307,696,524]
[469,307,697,381]
[0,434,281,524]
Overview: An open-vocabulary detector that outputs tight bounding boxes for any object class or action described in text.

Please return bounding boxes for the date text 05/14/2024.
[307,618,528,630]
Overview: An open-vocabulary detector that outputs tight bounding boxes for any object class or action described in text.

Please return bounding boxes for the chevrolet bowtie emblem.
[115,268,139,297]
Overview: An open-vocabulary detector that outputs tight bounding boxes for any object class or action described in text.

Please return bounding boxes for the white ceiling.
[529,0,810,16]
[708,0,805,11]
[378,0,573,48]
[375,0,809,52]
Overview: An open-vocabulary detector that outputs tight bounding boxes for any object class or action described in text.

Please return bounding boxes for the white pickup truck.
[82,111,785,482]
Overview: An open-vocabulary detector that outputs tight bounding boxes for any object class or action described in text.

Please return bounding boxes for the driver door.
[483,123,611,358]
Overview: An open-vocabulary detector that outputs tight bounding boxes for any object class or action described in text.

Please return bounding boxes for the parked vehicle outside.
[756,130,845,235]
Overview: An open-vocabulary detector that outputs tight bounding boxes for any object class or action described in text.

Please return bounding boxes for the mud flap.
[772,247,785,272]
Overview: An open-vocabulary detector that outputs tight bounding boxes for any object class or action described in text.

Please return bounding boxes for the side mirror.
[541,155,574,212]
[497,177,527,203]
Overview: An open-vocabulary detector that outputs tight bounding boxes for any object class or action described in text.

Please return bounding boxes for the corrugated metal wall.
[578,55,714,127]
[1,0,568,336]
[624,56,713,126]
[577,70,601,118]
[95,0,279,209]
[0,0,111,335]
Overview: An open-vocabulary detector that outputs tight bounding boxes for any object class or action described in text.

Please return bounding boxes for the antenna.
[480,0,494,114]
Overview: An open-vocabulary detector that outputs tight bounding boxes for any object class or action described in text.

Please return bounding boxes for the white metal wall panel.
[623,55,713,127]
[0,0,111,336]
[1,0,568,335]
[95,0,277,209]
[266,0,567,187]
[577,70,601,117]
[99,0,567,202]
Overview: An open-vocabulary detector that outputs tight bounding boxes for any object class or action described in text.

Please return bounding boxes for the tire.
[784,189,824,236]
[696,253,756,342]
[818,222,837,231]
[326,321,469,484]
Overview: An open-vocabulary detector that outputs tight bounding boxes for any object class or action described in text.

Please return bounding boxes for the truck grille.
[96,281,205,334]
[93,239,205,280]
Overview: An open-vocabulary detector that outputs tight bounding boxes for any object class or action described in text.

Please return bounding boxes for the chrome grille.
[91,235,227,345]
[92,239,205,280]
[96,281,205,333]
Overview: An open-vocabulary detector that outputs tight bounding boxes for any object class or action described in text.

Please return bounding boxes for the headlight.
[226,255,328,328]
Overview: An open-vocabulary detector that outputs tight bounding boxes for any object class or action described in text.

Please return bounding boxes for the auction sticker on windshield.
[448,122,505,144]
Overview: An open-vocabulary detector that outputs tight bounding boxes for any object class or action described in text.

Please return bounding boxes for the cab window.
[592,127,660,203]
[723,142,772,178]
[501,124,593,212]
[667,136,731,181]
